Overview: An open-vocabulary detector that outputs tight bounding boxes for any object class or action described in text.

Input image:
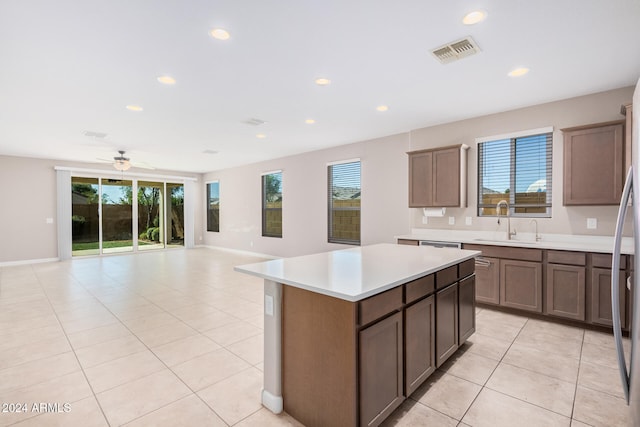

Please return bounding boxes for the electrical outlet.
[265,295,274,316]
[465,216,472,226]
[587,218,597,229]
[422,216,429,224]
[448,216,455,225]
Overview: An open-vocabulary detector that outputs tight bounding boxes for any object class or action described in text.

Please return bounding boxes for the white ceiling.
[1,1,639,173]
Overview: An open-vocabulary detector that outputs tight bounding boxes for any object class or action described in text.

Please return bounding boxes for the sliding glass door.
[71,177,100,256]
[167,183,184,247]
[138,181,164,251]
[71,177,185,256]
[101,179,133,254]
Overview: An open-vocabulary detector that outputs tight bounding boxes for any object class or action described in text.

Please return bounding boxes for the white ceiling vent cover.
[242,118,266,126]
[431,37,480,64]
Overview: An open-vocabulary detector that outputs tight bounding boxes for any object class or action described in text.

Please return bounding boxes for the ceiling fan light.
[114,159,131,171]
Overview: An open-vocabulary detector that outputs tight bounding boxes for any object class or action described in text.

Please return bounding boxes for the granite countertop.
[234,243,480,302]
[396,229,634,255]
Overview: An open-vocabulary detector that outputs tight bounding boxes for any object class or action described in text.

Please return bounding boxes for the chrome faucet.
[496,200,515,240]
[530,219,541,241]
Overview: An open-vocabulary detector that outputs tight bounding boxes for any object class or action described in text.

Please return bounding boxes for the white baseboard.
[196,245,279,260]
[0,257,60,267]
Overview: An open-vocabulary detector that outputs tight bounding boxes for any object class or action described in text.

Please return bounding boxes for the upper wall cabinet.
[563,121,625,206]
[408,145,468,208]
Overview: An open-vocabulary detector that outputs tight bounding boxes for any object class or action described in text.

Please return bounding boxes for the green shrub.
[71,215,86,223]
[150,227,160,242]
[139,232,147,240]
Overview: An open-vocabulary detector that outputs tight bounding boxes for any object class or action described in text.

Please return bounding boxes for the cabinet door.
[404,296,435,396]
[563,122,624,205]
[591,267,626,328]
[475,257,499,305]
[500,259,542,312]
[408,151,433,207]
[436,283,458,367]
[546,264,586,321]
[458,275,476,343]
[432,147,460,207]
[359,312,404,427]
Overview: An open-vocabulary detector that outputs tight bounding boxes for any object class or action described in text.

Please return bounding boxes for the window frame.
[327,159,361,245]
[206,181,220,233]
[261,170,283,238]
[477,127,553,218]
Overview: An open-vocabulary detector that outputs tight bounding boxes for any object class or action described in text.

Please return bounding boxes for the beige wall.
[202,133,411,257]
[1,86,633,263]
[0,155,201,263]
[409,86,634,237]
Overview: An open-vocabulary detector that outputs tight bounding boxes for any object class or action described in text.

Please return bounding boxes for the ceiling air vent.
[83,130,108,138]
[242,118,266,126]
[431,36,480,64]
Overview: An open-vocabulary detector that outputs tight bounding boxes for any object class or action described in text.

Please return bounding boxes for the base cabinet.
[546,264,586,321]
[436,283,458,367]
[458,276,476,342]
[475,257,499,305]
[404,296,435,396]
[592,267,627,328]
[359,312,404,427]
[500,259,543,313]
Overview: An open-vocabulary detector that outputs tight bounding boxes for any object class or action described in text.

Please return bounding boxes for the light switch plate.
[45,218,53,224]
[265,295,274,316]
[465,216,472,226]
[587,218,597,229]
[448,216,455,225]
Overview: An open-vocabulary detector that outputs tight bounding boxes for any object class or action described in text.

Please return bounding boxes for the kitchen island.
[235,243,480,427]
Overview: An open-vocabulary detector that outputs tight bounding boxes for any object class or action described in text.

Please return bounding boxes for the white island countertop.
[234,243,480,302]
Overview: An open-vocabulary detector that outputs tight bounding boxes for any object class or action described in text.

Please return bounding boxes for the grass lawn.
[72,240,154,251]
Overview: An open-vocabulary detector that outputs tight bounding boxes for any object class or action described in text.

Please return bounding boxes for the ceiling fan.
[97,150,155,171]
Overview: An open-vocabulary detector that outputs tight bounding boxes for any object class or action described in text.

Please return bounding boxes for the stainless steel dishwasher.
[419,240,462,249]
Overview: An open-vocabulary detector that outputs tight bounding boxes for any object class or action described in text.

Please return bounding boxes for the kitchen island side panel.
[282,285,358,427]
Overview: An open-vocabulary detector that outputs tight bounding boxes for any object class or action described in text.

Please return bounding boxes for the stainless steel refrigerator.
[612,76,640,424]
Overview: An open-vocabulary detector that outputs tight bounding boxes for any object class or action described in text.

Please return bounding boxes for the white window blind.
[478,132,552,217]
[328,161,361,245]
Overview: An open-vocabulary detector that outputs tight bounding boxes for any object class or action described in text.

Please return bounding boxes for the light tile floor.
[0,248,632,426]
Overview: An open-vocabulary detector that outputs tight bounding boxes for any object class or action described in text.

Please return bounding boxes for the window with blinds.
[262,171,282,237]
[206,181,220,232]
[478,132,552,217]
[328,160,361,245]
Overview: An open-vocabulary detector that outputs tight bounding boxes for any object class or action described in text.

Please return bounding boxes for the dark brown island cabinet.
[281,259,476,427]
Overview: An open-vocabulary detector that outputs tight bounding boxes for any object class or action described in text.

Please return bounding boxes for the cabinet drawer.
[436,265,458,290]
[592,253,627,269]
[359,286,403,326]
[459,259,475,278]
[462,244,542,262]
[547,251,586,266]
[405,274,435,304]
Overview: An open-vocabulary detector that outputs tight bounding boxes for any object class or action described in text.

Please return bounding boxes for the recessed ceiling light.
[256,133,266,139]
[376,105,389,112]
[462,10,487,25]
[126,105,143,112]
[210,28,230,40]
[315,78,331,86]
[157,75,176,85]
[305,119,316,124]
[508,67,530,77]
